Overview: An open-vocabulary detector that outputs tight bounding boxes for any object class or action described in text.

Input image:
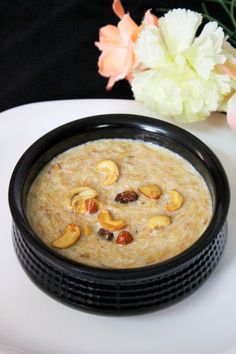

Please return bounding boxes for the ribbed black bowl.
[9,114,230,315]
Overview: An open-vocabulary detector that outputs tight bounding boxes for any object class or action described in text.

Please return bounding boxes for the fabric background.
[0,0,233,112]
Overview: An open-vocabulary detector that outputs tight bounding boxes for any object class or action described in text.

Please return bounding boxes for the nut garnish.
[96,160,119,186]
[71,187,98,206]
[116,230,133,245]
[51,224,80,248]
[83,225,92,236]
[147,215,171,229]
[98,210,126,231]
[166,190,184,211]
[115,191,138,203]
[74,199,86,214]
[85,198,98,214]
[64,186,98,211]
[98,228,114,241]
[139,184,162,199]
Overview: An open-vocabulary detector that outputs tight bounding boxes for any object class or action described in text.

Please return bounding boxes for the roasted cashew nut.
[166,190,184,211]
[64,186,98,211]
[98,209,126,231]
[139,184,162,199]
[147,215,171,229]
[51,224,80,248]
[96,160,119,186]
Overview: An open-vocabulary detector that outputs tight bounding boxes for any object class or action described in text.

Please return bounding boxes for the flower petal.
[118,14,139,45]
[136,25,170,69]
[159,9,202,57]
[131,63,231,122]
[106,44,135,90]
[223,40,236,58]
[131,69,183,117]
[143,9,158,26]
[221,41,236,80]
[95,25,122,51]
[112,0,125,19]
[98,48,127,77]
[184,22,225,79]
[106,73,124,90]
[217,63,236,82]
[227,92,236,129]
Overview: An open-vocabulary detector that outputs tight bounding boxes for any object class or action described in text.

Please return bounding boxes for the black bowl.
[9,114,230,315]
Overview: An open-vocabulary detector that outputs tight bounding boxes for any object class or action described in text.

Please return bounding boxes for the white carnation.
[132,9,232,122]
[184,22,226,79]
[158,9,202,57]
[132,66,230,122]
[135,26,170,69]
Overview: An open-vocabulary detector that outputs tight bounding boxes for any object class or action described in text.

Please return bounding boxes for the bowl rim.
[9,114,230,279]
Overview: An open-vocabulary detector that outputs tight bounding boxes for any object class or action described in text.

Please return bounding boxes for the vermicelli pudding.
[26,139,212,269]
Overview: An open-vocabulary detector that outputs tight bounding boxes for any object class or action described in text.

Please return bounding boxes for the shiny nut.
[96,160,119,186]
[85,198,98,214]
[116,230,133,245]
[139,184,162,199]
[83,225,92,236]
[51,224,80,248]
[93,198,103,209]
[166,190,184,211]
[98,228,114,241]
[64,186,98,211]
[147,215,171,229]
[98,210,126,231]
[71,187,98,207]
[74,199,86,214]
[115,191,138,204]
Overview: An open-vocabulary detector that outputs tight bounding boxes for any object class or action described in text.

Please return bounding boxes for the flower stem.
[202,12,236,45]
[201,2,210,15]
[204,0,231,4]
[211,0,236,28]
[201,2,234,35]
[218,0,232,18]
[202,0,236,28]
[230,0,236,27]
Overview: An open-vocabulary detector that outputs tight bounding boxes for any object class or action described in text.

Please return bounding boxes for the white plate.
[0,99,236,354]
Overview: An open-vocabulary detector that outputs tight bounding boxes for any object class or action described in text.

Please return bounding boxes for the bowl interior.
[9,114,230,275]
[21,124,216,213]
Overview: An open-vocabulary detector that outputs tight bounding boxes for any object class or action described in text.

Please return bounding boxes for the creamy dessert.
[26,139,212,269]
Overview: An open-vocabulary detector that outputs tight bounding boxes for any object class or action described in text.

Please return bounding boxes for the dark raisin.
[98,228,114,241]
[115,191,138,203]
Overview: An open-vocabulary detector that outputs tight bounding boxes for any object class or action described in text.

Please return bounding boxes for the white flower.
[216,41,236,128]
[135,26,170,69]
[132,65,230,122]
[131,9,232,122]
[158,9,202,57]
[184,22,225,79]
[221,41,236,88]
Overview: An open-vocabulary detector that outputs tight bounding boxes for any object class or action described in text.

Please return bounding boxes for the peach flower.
[95,0,158,90]
[227,93,236,129]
